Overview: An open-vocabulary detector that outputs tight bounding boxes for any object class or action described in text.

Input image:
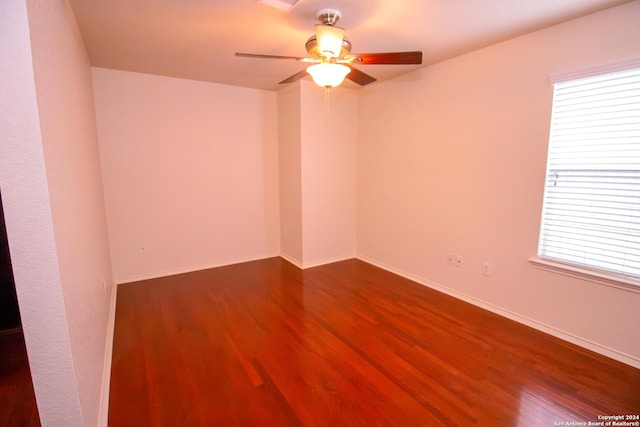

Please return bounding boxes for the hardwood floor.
[109,257,640,426]
[0,329,40,427]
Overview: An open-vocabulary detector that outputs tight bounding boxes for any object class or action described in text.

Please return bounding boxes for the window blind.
[538,66,640,280]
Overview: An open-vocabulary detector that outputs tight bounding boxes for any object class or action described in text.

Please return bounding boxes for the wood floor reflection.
[108,257,640,426]
[0,329,40,427]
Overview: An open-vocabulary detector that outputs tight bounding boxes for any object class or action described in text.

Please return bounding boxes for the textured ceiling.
[68,0,632,91]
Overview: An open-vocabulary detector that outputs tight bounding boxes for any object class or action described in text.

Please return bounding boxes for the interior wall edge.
[97,281,117,427]
[357,254,640,370]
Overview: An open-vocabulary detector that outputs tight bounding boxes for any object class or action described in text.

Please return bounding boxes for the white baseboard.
[116,252,360,285]
[98,282,118,427]
[301,253,358,269]
[114,253,281,285]
[280,253,357,270]
[279,252,303,269]
[358,255,640,370]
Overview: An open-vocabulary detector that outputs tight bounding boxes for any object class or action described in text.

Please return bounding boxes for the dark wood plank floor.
[109,257,640,426]
[0,329,40,427]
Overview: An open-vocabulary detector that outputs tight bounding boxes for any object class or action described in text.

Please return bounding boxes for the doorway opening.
[0,190,40,425]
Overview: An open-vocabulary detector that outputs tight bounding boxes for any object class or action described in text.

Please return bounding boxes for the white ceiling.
[68,0,632,91]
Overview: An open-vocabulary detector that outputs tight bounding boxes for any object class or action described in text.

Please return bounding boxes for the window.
[535,63,640,287]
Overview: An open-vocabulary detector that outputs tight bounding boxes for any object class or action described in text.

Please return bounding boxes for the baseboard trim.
[301,254,358,270]
[98,282,118,427]
[279,253,358,270]
[358,255,640,370]
[115,252,361,285]
[279,252,303,269]
[114,253,281,285]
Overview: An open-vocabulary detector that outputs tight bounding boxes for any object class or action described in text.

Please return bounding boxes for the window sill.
[528,257,640,294]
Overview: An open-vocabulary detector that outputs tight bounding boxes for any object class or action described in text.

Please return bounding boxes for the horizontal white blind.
[538,66,640,280]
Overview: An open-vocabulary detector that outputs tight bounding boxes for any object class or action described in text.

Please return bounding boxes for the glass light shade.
[315,24,345,58]
[307,63,351,88]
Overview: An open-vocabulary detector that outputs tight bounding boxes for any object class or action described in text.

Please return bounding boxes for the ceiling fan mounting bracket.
[316,8,341,26]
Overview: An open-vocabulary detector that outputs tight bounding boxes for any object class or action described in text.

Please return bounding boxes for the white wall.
[25,1,115,424]
[4,6,637,425]
[277,81,357,268]
[357,1,640,366]
[92,68,280,283]
[0,0,109,425]
[300,81,357,267]
[278,84,304,265]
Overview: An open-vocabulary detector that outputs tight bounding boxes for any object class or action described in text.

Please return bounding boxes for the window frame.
[531,56,640,293]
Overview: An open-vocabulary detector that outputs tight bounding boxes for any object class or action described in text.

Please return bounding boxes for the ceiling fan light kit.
[236,8,423,89]
[306,62,351,88]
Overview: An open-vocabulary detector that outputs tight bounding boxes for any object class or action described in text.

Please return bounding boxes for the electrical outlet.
[455,255,463,268]
[482,262,492,276]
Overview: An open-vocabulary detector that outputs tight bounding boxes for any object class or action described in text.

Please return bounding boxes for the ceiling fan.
[235,8,423,88]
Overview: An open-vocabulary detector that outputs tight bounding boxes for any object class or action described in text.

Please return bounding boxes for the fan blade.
[348,51,423,65]
[235,52,307,61]
[346,67,377,86]
[279,69,309,85]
